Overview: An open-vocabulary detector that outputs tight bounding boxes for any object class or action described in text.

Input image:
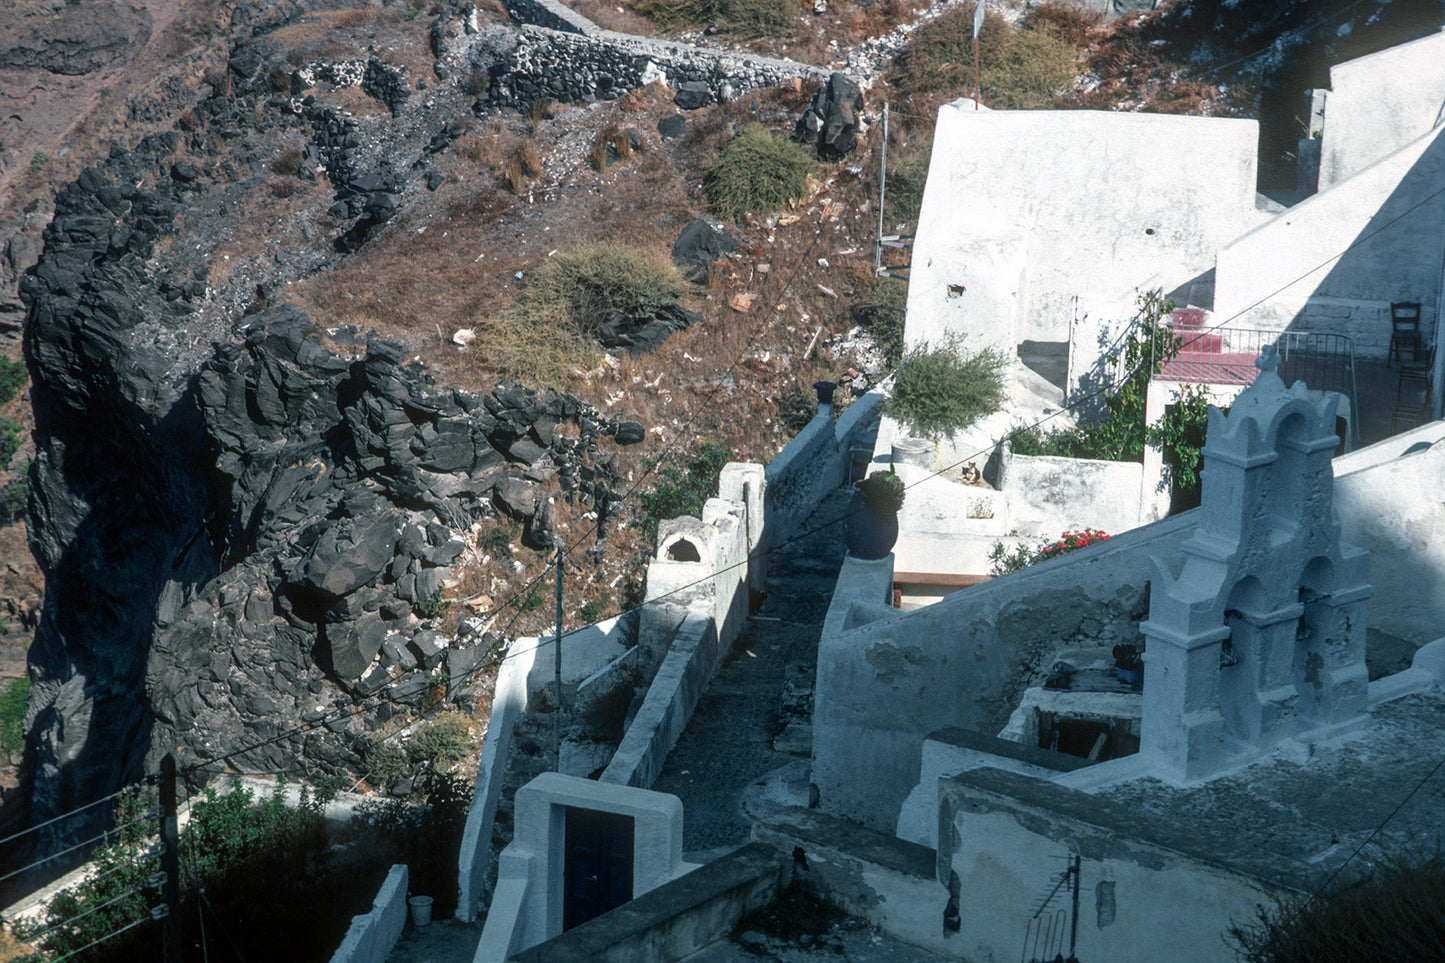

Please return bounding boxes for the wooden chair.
[1392,344,1434,433]
[1389,301,1423,366]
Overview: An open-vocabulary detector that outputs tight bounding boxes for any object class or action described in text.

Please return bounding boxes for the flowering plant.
[1035,528,1110,563]
[857,469,906,514]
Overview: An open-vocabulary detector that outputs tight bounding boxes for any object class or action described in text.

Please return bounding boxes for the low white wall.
[1214,124,1445,359]
[456,634,537,922]
[329,864,409,963]
[941,769,1297,963]
[764,393,884,546]
[1319,30,1445,189]
[1000,450,1147,535]
[601,608,724,789]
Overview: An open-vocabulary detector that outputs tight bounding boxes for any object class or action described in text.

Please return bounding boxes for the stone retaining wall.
[474,24,828,112]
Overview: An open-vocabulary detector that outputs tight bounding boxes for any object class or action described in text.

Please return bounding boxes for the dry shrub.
[503,155,527,193]
[628,0,799,38]
[519,139,544,177]
[1027,0,1103,46]
[334,7,386,26]
[892,3,1083,111]
[175,109,199,132]
[460,68,490,97]
[266,67,293,93]
[589,138,610,172]
[457,127,502,166]
[527,97,554,135]
[271,144,305,176]
[614,129,636,160]
[270,177,303,198]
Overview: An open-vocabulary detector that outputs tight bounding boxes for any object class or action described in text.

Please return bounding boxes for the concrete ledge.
[602,610,724,789]
[508,843,788,962]
[751,807,949,956]
[943,767,1312,893]
[927,727,1097,774]
[329,864,409,963]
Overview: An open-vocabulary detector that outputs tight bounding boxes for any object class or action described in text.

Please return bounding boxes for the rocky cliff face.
[18,127,623,838]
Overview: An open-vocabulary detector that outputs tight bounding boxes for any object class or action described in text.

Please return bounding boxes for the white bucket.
[408,895,433,927]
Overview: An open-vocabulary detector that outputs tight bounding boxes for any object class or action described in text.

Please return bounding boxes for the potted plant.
[846,469,905,558]
[1113,643,1143,687]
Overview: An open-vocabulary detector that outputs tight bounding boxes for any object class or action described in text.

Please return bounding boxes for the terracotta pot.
[845,494,899,559]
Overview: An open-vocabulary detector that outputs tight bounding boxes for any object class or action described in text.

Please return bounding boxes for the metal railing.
[1159,322,1359,448]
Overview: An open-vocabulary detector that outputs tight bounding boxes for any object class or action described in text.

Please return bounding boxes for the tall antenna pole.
[553,537,564,770]
[973,0,984,109]
[875,102,889,277]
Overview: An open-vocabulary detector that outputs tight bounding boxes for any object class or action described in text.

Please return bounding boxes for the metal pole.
[875,103,889,277]
[159,754,183,963]
[553,538,564,770]
[1068,854,1080,962]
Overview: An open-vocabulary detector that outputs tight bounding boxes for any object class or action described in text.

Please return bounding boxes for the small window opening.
[667,539,701,562]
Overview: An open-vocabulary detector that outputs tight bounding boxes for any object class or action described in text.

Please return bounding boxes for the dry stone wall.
[469,0,827,111]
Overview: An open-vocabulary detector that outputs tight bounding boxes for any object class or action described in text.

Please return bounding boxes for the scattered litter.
[816,284,836,297]
[514,271,524,279]
[452,328,476,346]
[730,292,756,313]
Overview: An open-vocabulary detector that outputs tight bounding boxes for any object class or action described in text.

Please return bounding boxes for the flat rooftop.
[1093,691,1445,881]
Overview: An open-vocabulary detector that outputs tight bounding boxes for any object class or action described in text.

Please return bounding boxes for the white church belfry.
[1140,345,1371,782]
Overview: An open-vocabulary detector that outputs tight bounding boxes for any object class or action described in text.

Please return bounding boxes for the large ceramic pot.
[845,494,899,559]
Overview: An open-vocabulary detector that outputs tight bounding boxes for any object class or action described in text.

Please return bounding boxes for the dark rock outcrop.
[795,72,864,160]
[0,2,153,76]
[17,130,624,846]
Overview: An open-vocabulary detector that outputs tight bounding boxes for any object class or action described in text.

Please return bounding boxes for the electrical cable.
[0,782,149,849]
[37,912,155,963]
[18,883,156,946]
[1298,753,1445,911]
[0,814,163,887]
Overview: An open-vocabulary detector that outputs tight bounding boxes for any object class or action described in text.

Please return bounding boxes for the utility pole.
[553,537,564,769]
[159,754,182,963]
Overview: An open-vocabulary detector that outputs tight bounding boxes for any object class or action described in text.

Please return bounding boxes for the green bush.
[408,710,475,769]
[629,0,797,38]
[704,125,816,222]
[0,418,22,471]
[637,443,731,539]
[886,335,1008,438]
[1229,852,1445,963]
[0,356,27,405]
[1,675,29,753]
[519,241,686,337]
[487,241,687,383]
[364,739,411,786]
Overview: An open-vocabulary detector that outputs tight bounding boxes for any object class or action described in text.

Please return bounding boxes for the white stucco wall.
[1319,29,1445,190]
[944,777,1284,963]
[1213,123,1445,359]
[908,106,1258,356]
[814,422,1445,831]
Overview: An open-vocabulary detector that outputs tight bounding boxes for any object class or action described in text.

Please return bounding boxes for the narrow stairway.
[649,486,852,862]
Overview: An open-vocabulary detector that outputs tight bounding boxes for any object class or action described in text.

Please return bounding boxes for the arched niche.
[666,539,701,562]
